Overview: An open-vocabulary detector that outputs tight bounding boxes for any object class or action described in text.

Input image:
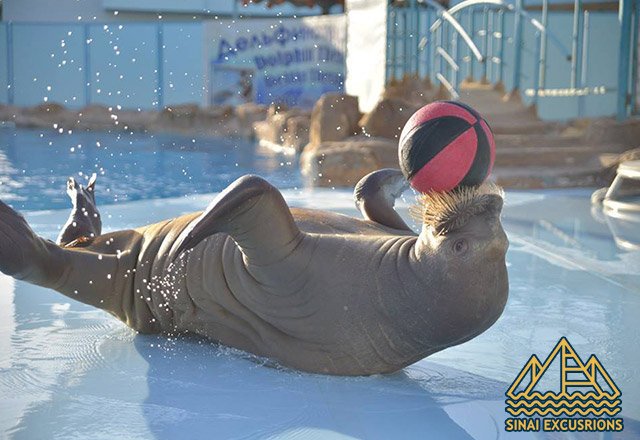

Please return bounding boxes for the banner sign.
[204,15,346,108]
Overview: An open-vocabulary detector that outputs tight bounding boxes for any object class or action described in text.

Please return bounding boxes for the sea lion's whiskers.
[410,182,504,235]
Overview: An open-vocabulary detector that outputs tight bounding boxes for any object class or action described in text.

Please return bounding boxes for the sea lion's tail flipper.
[172,175,303,266]
[87,172,97,192]
[0,199,144,325]
[354,168,413,232]
[0,199,66,287]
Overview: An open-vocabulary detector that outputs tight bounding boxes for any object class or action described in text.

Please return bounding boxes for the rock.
[253,120,280,147]
[152,104,242,136]
[253,107,311,153]
[76,105,117,130]
[267,103,288,118]
[598,147,640,185]
[15,102,77,129]
[282,115,310,153]
[300,136,398,187]
[0,104,20,123]
[0,101,294,140]
[307,93,361,148]
[359,97,420,140]
[200,106,242,137]
[382,76,435,107]
[116,109,158,132]
[156,104,202,130]
[236,103,268,137]
[28,102,67,114]
[584,118,640,149]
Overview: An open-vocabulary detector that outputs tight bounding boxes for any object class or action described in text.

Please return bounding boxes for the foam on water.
[0,187,639,439]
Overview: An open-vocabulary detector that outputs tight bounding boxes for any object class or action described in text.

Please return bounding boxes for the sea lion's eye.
[453,239,468,254]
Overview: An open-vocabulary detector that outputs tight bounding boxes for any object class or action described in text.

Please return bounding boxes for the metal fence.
[385,0,637,121]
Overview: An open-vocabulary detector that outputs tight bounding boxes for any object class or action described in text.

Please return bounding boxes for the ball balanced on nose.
[398,100,496,193]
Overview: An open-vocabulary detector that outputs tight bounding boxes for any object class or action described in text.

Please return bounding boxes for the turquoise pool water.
[0,129,639,439]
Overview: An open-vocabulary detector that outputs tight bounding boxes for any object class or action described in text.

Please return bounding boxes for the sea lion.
[57,173,101,247]
[0,170,509,376]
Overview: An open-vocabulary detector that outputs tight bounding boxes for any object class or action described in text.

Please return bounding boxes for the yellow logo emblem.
[505,337,624,432]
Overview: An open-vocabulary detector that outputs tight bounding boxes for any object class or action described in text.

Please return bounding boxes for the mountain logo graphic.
[506,337,621,417]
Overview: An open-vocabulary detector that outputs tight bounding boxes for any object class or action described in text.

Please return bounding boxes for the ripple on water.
[2,317,131,398]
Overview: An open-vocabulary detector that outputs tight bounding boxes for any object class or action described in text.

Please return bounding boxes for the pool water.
[1,129,639,439]
[0,127,300,211]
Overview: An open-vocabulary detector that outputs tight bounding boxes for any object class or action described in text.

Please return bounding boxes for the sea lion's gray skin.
[57,173,101,247]
[0,171,509,376]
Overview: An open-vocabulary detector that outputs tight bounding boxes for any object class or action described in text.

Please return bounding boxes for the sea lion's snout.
[482,195,509,260]
[487,222,509,260]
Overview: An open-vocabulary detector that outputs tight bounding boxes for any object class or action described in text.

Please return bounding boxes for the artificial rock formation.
[359,98,421,140]
[300,136,398,187]
[253,104,311,153]
[307,93,362,148]
[295,80,437,187]
[0,101,265,138]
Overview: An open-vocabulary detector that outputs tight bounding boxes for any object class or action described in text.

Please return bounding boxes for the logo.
[505,337,624,432]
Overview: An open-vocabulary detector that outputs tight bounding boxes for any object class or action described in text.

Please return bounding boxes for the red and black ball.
[398,100,495,193]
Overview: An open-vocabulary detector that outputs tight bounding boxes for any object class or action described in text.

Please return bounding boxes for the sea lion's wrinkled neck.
[380,218,508,362]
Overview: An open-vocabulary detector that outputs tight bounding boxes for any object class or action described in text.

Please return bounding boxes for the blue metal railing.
[386,0,636,121]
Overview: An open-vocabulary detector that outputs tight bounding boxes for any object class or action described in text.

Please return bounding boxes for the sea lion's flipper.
[172,175,303,266]
[58,173,102,247]
[354,169,413,232]
[87,173,97,192]
[66,176,78,195]
[0,200,63,286]
[0,199,145,325]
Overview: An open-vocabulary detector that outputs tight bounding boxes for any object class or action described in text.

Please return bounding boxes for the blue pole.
[429,13,436,82]
[617,0,633,120]
[579,11,590,117]
[403,8,409,78]
[498,9,505,85]
[454,23,460,87]
[415,1,420,77]
[482,7,489,82]
[630,1,639,114]
[426,11,433,82]
[156,23,164,110]
[83,24,91,106]
[435,24,443,83]
[232,0,239,18]
[386,5,393,82]
[6,23,14,105]
[391,9,398,80]
[570,0,583,88]
[539,0,549,89]
[532,31,541,108]
[512,0,524,93]
[468,10,476,80]
[487,10,494,83]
